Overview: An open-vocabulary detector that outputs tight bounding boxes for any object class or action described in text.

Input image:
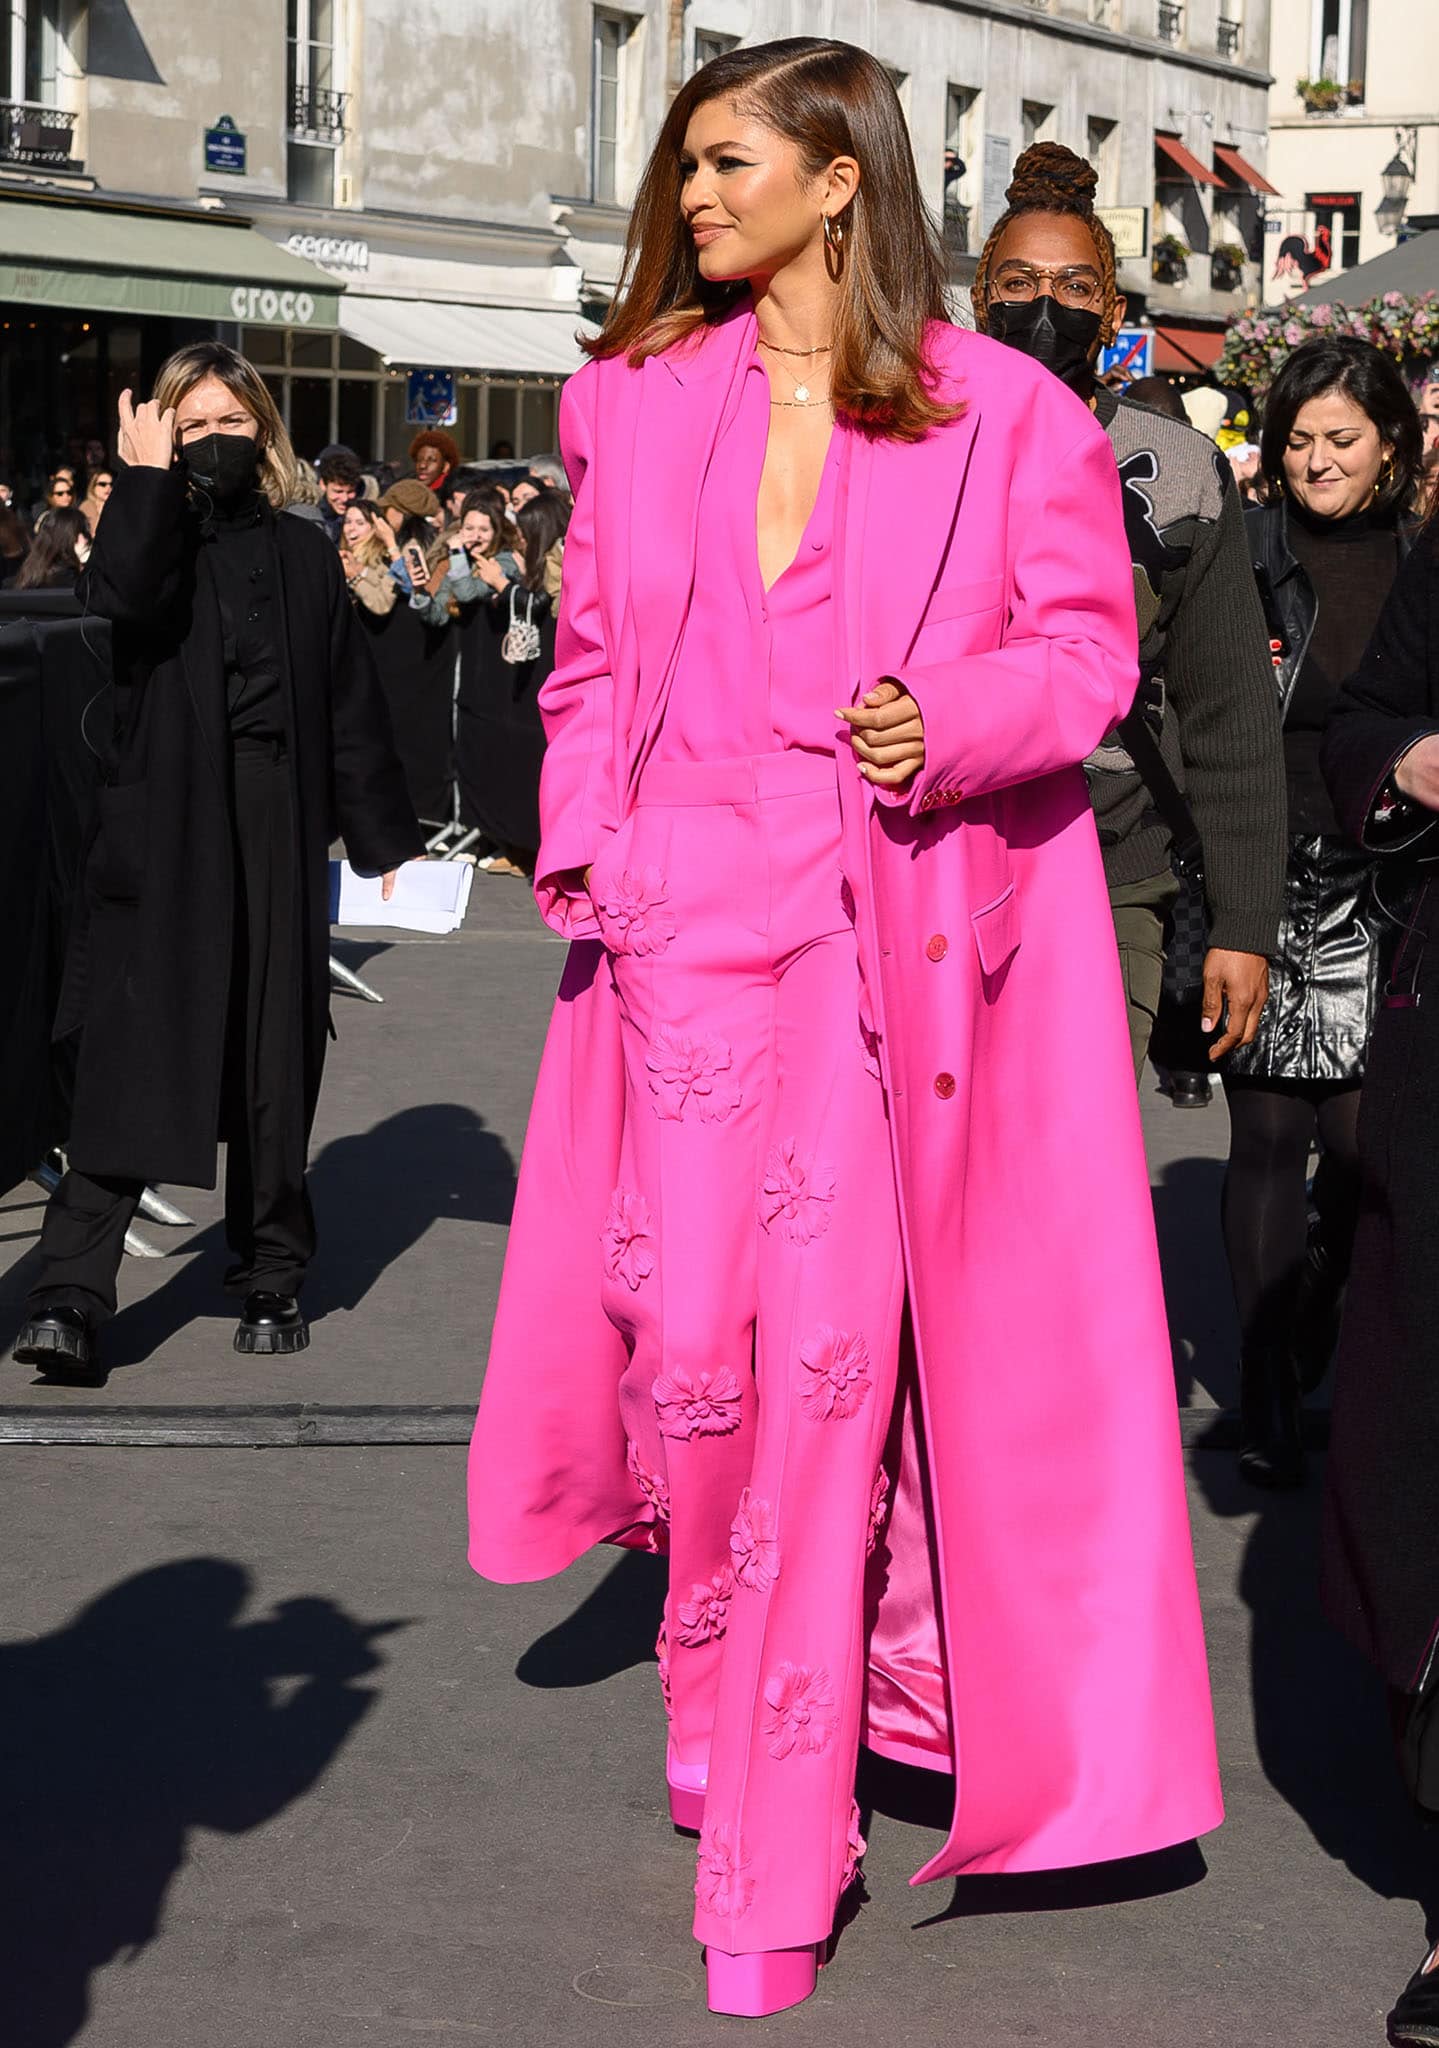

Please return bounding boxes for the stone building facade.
[0,0,1276,480]
[1263,0,1439,304]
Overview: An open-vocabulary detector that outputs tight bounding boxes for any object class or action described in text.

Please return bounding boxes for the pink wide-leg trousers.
[593,752,905,1954]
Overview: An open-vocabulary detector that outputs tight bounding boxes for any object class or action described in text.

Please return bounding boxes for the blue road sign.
[1098,327,1155,382]
[407,369,458,428]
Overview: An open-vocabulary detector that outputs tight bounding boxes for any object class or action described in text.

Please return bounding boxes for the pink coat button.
[934,1072,956,1099]
[926,934,948,962]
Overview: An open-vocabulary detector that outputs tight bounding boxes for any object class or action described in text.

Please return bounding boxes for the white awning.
[339,296,599,377]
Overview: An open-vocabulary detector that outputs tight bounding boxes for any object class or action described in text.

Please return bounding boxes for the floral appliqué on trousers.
[653,1364,743,1439]
[696,1820,754,1918]
[602,1187,656,1291]
[759,1138,837,1245]
[594,865,677,957]
[626,1438,671,1524]
[646,1025,742,1123]
[842,1800,867,1891]
[675,1566,735,1646]
[866,1467,891,1557]
[761,1662,837,1759]
[730,1489,781,1591]
[798,1324,873,1421]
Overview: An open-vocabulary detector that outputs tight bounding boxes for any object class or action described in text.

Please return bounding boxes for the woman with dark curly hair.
[1225,336,1422,1488]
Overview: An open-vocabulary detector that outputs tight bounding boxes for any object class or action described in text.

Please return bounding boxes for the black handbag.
[1117,705,1209,1006]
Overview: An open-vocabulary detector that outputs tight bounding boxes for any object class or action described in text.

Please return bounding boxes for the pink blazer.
[469,303,1223,1884]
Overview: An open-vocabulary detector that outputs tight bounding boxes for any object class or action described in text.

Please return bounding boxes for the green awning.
[0,196,342,329]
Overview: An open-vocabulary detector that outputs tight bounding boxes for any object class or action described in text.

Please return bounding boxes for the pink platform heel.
[704,1942,820,2017]
[665,1744,708,1831]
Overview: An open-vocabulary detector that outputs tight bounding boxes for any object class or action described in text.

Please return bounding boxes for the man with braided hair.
[974,143,1285,1086]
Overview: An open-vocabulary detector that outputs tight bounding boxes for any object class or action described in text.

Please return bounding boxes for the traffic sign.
[407,370,458,428]
[1098,327,1155,381]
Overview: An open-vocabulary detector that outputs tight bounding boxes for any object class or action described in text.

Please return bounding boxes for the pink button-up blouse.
[655,353,847,764]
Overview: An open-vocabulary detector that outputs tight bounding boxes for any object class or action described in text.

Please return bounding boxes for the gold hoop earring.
[822,212,845,250]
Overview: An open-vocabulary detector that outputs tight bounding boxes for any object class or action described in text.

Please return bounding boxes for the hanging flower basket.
[1152,233,1190,284]
[1217,291,1439,402]
[1211,243,1247,290]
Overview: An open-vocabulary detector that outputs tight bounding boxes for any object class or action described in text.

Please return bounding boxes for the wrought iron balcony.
[289,85,349,141]
[1158,1,1184,41]
[943,200,971,256]
[0,99,81,170]
[1217,16,1241,55]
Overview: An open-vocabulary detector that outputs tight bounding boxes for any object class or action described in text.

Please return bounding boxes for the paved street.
[2,882,1429,2047]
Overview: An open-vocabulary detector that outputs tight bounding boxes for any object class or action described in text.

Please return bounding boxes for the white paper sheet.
[330,859,473,934]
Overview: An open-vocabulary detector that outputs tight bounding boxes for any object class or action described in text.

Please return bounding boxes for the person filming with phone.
[12,342,423,1382]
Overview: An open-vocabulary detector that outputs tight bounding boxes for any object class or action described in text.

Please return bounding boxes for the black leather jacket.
[1246,499,1413,724]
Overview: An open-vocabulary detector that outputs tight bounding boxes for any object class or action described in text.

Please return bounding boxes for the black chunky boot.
[234,1292,309,1356]
[12,1306,100,1380]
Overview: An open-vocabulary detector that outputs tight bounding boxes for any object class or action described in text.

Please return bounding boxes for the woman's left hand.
[837,680,926,788]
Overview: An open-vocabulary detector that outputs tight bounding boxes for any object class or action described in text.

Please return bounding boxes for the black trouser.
[26,737,316,1323]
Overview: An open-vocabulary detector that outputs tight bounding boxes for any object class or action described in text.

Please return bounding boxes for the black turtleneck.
[203,490,284,742]
[1284,495,1403,836]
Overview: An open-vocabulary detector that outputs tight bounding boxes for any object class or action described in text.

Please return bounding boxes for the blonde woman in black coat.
[12,343,421,1380]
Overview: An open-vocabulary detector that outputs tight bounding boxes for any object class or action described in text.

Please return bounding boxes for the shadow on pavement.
[1193,1452,1439,1942]
[73,1103,515,1376]
[1151,1154,1235,1408]
[516,1550,667,1689]
[0,1558,403,2048]
[854,1751,1207,1924]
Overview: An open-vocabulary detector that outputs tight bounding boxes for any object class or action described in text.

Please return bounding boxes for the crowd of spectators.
[0,419,573,877]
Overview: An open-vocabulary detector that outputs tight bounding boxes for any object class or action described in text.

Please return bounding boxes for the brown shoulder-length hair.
[587,37,959,443]
[151,341,298,511]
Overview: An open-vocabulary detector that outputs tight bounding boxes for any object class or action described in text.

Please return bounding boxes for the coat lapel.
[622,305,757,796]
[842,398,982,692]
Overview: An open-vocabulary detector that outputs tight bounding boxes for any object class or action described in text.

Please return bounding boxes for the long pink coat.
[468,304,1223,1883]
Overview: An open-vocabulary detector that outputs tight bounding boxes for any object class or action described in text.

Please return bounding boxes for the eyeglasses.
[988,262,1104,311]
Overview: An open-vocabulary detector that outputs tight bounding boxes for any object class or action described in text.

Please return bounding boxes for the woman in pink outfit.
[468,37,1222,2016]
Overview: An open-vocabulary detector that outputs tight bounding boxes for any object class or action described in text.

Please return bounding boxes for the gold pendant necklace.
[758,334,832,407]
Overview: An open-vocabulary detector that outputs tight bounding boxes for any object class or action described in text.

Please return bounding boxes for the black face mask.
[987,295,1103,399]
[182,432,262,502]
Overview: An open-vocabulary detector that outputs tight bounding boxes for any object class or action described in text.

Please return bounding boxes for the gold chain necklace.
[757,334,833,406]
[757,337,832,358]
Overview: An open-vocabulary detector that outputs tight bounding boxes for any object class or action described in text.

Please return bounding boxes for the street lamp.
[1382,150,1414,206]
[1376,126,1419,237]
